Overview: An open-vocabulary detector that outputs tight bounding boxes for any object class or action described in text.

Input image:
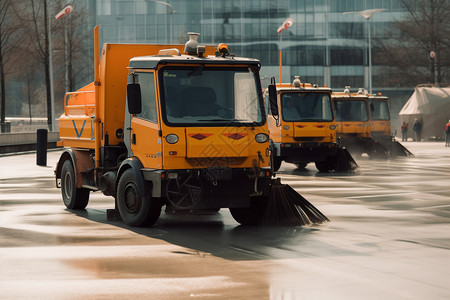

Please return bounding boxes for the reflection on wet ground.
[1,142,450,299]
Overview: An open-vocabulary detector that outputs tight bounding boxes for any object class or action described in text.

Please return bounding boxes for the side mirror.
[127,83,142,114]
[268,84,278,117]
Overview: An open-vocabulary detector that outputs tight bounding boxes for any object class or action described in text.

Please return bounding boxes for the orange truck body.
[332,91,371,139]
[368,94,392,140]
[55,28,272,226]
[331,89,388,158]
[368,94,413,157]
[266,79,354,172]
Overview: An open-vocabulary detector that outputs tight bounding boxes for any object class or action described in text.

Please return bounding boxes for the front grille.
[186,157,247,168]
[293,137,324,142]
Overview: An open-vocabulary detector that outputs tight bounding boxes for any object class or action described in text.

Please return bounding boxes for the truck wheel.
[61,160,90,209]
[117,169,161,227]
[230,196,266,225]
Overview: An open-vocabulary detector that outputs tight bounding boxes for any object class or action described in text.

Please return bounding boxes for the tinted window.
[134,72,157,123]
[160,67,264,126]
[281,92,333,122]
[370,100,390,120]
[334,99,368,122]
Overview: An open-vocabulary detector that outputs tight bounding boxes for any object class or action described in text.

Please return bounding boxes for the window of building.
[329,22,364,38]
[383,0,392,10]
[96,0,111,16]
[115,1,135,15]
[330,48,363,65]
[331,76,364,89]
[345,0,355,11]
[355,0,364,11]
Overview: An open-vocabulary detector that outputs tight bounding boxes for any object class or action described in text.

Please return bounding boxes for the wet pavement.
[0,142,449,299]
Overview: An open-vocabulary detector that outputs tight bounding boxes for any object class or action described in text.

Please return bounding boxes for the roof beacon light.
[344,86,351,94]
[357,88,364,95]
[293,76,301,88]
[217,43,229,57]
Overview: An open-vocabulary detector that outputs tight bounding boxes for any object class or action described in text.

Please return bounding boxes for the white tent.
[398,86,450,140]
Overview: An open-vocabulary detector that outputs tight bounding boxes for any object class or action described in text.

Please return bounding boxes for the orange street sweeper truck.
[368,93,413,157]
[332,87,389,158]
[265,77,357,173]
[54,27,276,226]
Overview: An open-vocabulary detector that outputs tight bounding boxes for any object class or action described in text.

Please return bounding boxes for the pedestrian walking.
[445,120,450,147]
[413,118,422,142]
[401,121,408,141]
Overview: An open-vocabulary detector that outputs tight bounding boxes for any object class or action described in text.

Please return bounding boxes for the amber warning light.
[217,43,230,57]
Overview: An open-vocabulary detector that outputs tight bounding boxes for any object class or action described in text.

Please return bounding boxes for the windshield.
[280,92,333,122]
[370,100,390,121]
[334,100,369,122]
[160,67,264,126]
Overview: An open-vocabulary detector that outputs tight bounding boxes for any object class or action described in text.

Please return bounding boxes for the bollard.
[1,121,11,133]
[36,129,48,166]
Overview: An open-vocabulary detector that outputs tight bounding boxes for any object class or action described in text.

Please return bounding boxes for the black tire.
[295,162,308,169]
[61,160,90,209]
[230,196,267,225]
[117,169,161,227]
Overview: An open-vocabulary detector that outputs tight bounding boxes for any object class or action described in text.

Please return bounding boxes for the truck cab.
[266,77,355,172]
[55,31,272,226]
[368,94,391,141]
[368,93,413,157]
[332,87,388,158]
[333,88,371,139]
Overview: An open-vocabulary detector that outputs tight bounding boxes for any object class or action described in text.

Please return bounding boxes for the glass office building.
[92,0,408,92]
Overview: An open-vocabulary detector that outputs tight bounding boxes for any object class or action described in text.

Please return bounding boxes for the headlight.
[283,125,290,130]
[165,134,179,144]
[329,125,336,130]
[255,133,269,143]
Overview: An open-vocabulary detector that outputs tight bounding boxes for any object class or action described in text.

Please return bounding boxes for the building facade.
[92,0,408,92]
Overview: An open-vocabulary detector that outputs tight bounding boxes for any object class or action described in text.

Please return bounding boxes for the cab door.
[129,71,163,169]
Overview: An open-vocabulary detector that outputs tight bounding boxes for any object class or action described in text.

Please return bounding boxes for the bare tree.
[52,5,91,92]
[18,53,41,124]
[13,0,56,130]
[374,0,450,87]
[0,0,20,132]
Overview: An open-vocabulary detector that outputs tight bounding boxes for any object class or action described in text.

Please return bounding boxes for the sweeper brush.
[390,141,414,157]
[259,178,330,226]
[335,147,359,172]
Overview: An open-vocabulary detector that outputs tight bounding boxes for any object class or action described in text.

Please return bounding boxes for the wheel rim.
[63,171,73,201]
[124,183,141,214]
